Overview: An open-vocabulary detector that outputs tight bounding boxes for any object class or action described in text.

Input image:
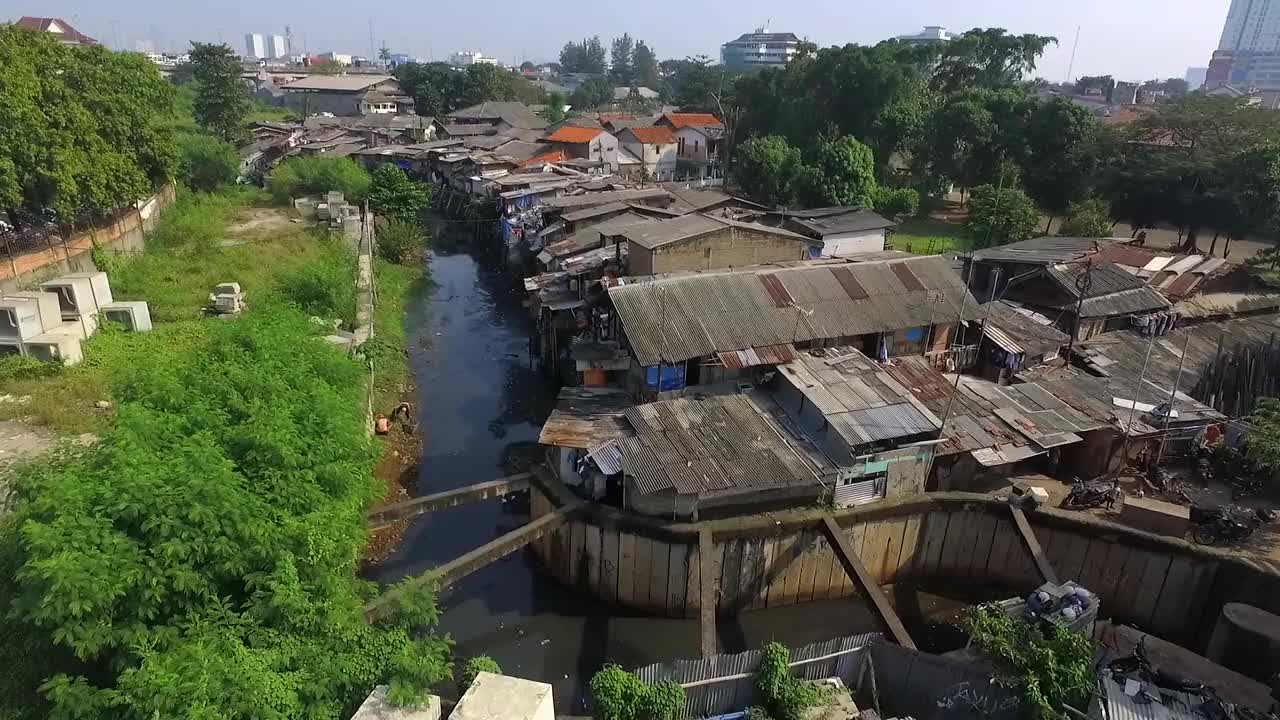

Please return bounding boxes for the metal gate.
[834,475,885,507]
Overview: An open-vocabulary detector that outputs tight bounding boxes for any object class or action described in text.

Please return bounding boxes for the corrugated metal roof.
[1099,673,1203,720]
[972,236,1131,264]
[718,343,796,369]
[543,189,672,210]
[785,209,897,237]
[283,75,394,91]
[539,388,635,448]
[609,255,983,366]
[981,300,1068,358]
[616,394,821,497]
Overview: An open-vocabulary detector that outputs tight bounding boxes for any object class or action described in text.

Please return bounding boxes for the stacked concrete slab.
[0,271,151,367]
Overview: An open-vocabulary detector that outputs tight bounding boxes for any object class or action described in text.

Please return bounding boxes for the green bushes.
[459,656,502,694]
[368,165,431,222]
[0,355,62,383]
[0,307,452,719]
[589,665,685,720]
[757,643,826,720]
[377,219,426,264]
[275,238,358,328]
[964,604,1094,719]
[268,156,372,204]
[176,133,240,191]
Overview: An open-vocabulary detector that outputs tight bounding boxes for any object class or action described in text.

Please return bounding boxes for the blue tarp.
[645,362,687,391]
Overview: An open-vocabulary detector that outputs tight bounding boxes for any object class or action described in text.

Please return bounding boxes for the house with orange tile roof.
[544,126,620,172]
[616,126,678,180]
[13,16,97,46]
[656,113,725,179]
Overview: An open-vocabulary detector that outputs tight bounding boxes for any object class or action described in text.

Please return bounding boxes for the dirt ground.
[221,207,298,246]
[1003,469,1280,565]
[363,411,421,565]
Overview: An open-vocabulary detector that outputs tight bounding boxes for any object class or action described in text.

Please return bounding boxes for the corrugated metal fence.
[633,634,879,719]
[633,635,1023,720]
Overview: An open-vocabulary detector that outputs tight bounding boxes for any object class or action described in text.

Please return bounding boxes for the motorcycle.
[1193,507,1275,546]
[1231,475,1265,500]
[1063,478,1121,510]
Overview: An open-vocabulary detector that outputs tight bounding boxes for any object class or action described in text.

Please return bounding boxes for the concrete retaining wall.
[0,184,176,293]
[529,486,1276,653]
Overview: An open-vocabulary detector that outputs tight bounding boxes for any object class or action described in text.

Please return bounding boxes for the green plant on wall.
[756,642,826,720]
[963,604,1094,720]
[589,665,686,720]
[459,655,502,695]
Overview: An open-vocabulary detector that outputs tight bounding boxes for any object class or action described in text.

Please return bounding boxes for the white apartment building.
[244,32,266,59]
[450,50,499,67]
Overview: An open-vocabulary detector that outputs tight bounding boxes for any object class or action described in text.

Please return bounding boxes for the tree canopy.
[734,135,804,207]
[559,36,607,74]
[571,76,615,110]
[368,165,431,222]
[189,42,252,143]
[0,25,176,225]
[393,63,544,117]
[966,182,1042,248]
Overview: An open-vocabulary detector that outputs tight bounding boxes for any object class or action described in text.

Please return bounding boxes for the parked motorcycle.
[1193,507,1275,546]
[1231,475,1265,501]
[1063,478,1121,510]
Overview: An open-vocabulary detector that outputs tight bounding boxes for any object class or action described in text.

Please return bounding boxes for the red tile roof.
[518,149,566,167]
[626,126,676,144]
[663,113,723,129]
[545,126,607,144]
[14,16,97,45]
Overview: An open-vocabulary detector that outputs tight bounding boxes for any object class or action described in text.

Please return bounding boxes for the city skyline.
[24,0,1228,81]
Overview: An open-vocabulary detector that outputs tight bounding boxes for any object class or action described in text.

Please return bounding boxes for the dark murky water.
[370,226,1006,710]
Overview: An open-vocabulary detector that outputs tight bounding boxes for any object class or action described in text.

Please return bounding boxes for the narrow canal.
[371,223,1005,711]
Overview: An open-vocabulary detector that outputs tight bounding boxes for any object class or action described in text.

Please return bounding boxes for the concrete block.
[451,672,553,720]
[1120,496,1190,538]
[350,685,440,720]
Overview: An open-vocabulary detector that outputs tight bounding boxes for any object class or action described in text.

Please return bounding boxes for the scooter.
[1063,478,1121,510]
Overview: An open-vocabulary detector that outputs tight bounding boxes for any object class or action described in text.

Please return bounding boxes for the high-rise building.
[1218,0,1280,53]
[1185,67,1208,89]
[720,27,800,72]
[269,34,287,59]
[449,50,498,67]
[896,26,953,45]
[245,32,266,59]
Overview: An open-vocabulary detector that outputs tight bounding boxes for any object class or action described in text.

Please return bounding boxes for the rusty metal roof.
[616,394,821,497]
[608,255,983,366]
[539,387,635,449]
[718,343,796,370]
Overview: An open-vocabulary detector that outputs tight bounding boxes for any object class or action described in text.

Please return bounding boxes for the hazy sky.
[23,0,1227,81]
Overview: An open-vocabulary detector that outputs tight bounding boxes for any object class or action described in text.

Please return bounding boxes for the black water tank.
[1206,603,1280,682]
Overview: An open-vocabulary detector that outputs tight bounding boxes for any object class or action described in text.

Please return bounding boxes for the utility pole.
[1065,25,1082,83]
[1117,327,1159,471]
[1155,331,1194,464]
[1063,261,1093,364]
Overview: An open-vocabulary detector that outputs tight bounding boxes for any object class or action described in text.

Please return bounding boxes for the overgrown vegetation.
[0,307,452,719]
[269,156,373,204]
[376,219,427,265]
[589,665,686,720]
[963,605,1094,720]
[965,183,1042,248]
[756,642,827,720]
[893,217,969,255]
[368,166,432,222]
[1245,399,1280,479]
[176,132,240,192]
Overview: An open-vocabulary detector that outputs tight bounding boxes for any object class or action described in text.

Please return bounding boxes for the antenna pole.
[1066,25,1081,83]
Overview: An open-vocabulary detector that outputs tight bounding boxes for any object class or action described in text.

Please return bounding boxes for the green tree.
[571,76,615,109]
[1019,98,1102,224]
[965,605,1094,719]
[0,25,177,223]
[966,182,1042,248]
[634,41,660,90]
[1059,196,1113,237]
[268,156,373,203]
[873,185,921,219]
[378,44,393,66]
[610,34,635,86]
[591,665,645,720]
[369,165,431,221]
[560,36,607,74]
[176,133,240,191]
[925,28,1058,94]
[756,643,825,720]
[189,42,252,143]
[664,56,734,114]
[0,309,452,719]
[1245,399,1280,478]
[798,136,878,208]
[734,135,804,206]
[393,62,462,117]
[543,92,568,123]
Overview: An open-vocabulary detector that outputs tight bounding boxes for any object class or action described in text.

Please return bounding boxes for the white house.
[544,126,620,172]
[656,113,724,179]
[616,126,678,180]
[770,207,898,257]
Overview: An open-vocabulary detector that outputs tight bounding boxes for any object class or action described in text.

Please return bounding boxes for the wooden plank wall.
[525,506,1233,652]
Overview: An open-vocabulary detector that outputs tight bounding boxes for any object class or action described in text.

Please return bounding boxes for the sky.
[17,0,1228,82]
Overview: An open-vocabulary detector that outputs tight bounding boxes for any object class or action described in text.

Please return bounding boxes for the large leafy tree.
[368,165,431,221]
[610,33,635,86]
[1059,196,1114,238]
[0,25,176,225]
[966,182,1041,248]
[189,42,252,143]
[571,76,615,110]
[393,63,542,116]
[924,28,1057,95]
[1020,98,1102,224]
[734,135,804,207]
[798,136,878,208]
[0,309,451,719]
[634,41,660,90]
[559,36,607,74]
[662,56,735,114]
